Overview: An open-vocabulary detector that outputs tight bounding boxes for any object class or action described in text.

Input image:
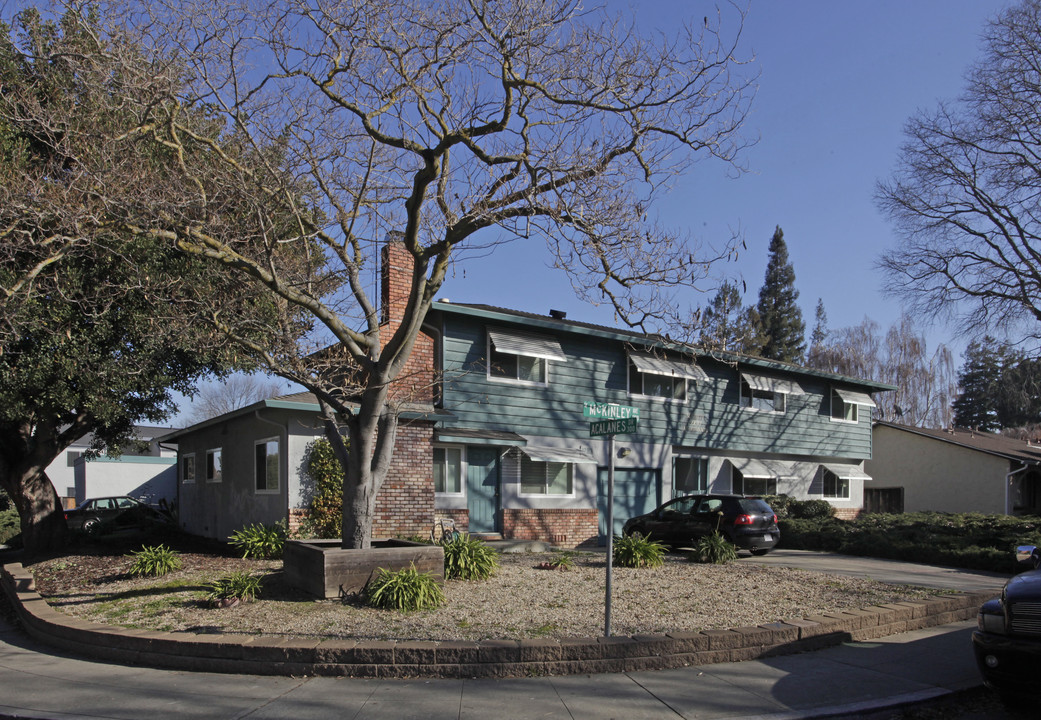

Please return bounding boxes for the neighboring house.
[866,421,1041,515]
[166,243,892,546]
[44,426,177,509]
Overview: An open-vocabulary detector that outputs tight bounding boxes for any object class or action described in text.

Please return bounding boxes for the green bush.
[777,511,1041,573]
[0,504,19,546]
[690,532,738,564]
[365,564,445,612]
[228,521,287,559]
[127,544,182,577]
[441,534,499,580]
[613,532,666,568]
[298,439,345,539]
[207,571,263,603]
[762,494,795,519]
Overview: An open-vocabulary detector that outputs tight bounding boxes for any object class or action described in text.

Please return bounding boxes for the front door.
[466,447,500,534]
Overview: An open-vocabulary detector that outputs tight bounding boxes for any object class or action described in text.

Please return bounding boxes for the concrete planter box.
[283,539,445,599]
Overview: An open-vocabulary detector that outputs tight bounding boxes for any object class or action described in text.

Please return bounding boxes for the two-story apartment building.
[165,243,890,546]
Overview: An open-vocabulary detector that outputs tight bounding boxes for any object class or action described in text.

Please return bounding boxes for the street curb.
[0,561,994,679]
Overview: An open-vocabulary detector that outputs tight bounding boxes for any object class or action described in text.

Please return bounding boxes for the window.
[433,446,463,494]
[740,380,786,413]
[182,454,196,484]
[206,449,222,483]
[732,469,777,496]
[520,455,573,495]
[627,351,707,401]
[255,439,280,492]
[822,469,850,499]
[674,456,708,494]
[831,387,875,423]
[487,328,565,385]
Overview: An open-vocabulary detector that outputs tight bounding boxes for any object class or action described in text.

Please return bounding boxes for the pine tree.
[806,298,828,368]
[755,226,806,363]
[952,339,1003,431]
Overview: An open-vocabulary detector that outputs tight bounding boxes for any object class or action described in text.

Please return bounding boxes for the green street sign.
[582,401,640,421]
[589,417,639,437]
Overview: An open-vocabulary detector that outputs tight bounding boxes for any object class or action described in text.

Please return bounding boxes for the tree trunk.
[0,463,69,557]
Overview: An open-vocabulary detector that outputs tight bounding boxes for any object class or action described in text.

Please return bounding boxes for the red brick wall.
[371,420,435,539]
[435,510,470,534]
[504,509,600,548]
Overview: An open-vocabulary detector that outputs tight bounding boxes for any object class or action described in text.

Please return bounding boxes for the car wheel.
[82,518,102,537]
[751,548,771,556]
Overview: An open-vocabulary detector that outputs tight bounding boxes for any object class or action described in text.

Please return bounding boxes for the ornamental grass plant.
[365,564,445,612]
[612,532,666,568]
[127,544,182,577]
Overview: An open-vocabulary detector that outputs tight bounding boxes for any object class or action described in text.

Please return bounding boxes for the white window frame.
[673,454,709,495]
[821,468,851,500]
[519,455,575,497]
[740,379,787,414]
[433,445,466,496]
[182,453,196,484]
[205,448,222,483]
[730,467,778,496]
[254,437,281,494]
[830,388,860,424]
[628,360,687,402]
[486,333,552,387]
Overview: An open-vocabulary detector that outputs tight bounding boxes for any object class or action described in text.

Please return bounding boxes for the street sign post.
[582,401,640,637]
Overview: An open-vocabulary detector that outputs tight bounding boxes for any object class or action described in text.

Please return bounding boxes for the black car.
[973,545,1041,702]
[64,496,172,536]
[622,494,780,555]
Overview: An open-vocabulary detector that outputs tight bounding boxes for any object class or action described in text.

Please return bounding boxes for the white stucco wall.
[865,425,1009,514]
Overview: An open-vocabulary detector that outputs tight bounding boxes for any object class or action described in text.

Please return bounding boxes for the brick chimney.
[379,236,434,405]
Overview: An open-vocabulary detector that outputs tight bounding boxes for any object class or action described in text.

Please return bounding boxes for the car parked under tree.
[64,496,172,537]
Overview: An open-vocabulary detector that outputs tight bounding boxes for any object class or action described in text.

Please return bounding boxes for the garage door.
[597,468,661,540]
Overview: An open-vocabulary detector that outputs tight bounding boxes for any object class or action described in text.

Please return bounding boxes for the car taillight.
[733,514,754,525]
[771,513,777,524]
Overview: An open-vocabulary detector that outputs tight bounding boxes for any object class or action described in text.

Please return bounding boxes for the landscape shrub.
[441,533,499,580]
[0,488,19,545]
[228,521,287,559]
[297,439,344,539]
[365,564,445,612]
[777,511,1041,573]
[127,544,182,577]
[690,532,738,564]
[207,571,263,604]
[613,532,666,568]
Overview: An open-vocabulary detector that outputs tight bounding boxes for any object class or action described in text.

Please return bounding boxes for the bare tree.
[809,315,955,428]
[183,375,293,425]
[878,0,1041,346]
[110,0,756,548]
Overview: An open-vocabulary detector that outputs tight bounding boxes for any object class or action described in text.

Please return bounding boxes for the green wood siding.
[439,315,874,460]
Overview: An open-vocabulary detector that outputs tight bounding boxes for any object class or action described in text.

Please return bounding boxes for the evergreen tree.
[698,280,763,353]
[756,226,806,363]
[806,298,829,368]
[952,339,1003,431]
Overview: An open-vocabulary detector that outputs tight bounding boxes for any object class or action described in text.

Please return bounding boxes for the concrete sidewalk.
[0,611,982,720]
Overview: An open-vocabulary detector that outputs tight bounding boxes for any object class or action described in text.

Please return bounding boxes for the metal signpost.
[583,401,639,637]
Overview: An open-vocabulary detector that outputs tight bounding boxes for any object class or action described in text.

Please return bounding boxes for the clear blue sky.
[439,0,1012,355]
[173,0,1013,424]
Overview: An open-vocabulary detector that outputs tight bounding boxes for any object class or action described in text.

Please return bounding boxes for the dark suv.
[622,494,780,555]
[973,545,1041,701]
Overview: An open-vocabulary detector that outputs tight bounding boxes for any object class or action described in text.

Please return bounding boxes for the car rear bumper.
[729,528,780,552]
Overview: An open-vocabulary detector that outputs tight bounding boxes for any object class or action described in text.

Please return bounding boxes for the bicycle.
[430,518,461,545]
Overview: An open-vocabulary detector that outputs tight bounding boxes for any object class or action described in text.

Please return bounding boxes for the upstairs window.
[433,446,463,495]
[628,350,707,402]
[739,372,802,414]
[831,387,876,423]
[487,328,565,385]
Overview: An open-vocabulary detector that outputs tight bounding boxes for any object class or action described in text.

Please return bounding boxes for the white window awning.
[740,372,805,396]
[629,351,708,381]
[823,463,873,481]
[833,388,877,408]
[520,445,598,464]
[729,458,798,479]
[488,328,566,361]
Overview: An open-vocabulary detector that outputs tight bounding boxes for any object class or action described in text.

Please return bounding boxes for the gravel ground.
[27,544,940,642]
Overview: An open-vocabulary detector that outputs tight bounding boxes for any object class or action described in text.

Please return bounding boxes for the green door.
[466,447,500,534]
[598,468,660,541]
